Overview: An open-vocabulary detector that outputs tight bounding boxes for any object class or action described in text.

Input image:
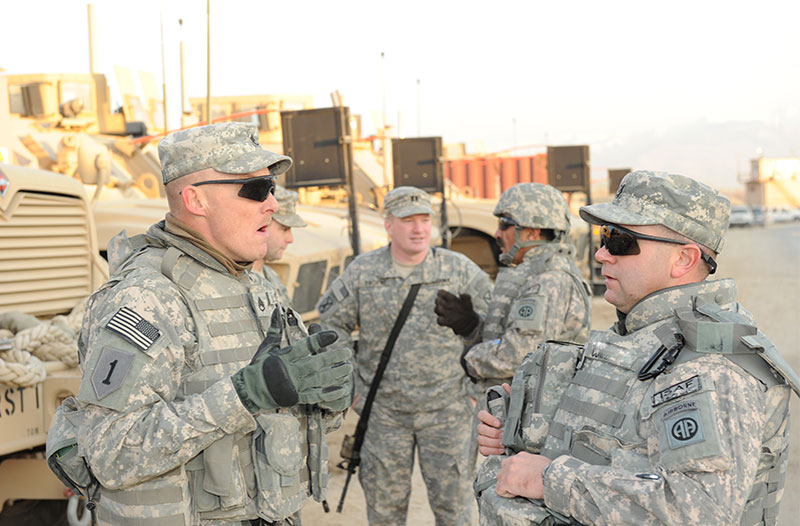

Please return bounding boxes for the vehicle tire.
[0,499,69,526]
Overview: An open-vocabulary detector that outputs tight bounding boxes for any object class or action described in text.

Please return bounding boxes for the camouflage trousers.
[358,396,477,526]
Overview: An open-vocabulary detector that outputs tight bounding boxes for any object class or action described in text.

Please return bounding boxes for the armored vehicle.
[0,164,108,524]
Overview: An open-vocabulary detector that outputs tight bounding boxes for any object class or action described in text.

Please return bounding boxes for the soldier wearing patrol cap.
[317,186,493,526]
[252,185,308,306]
[47,122,354,526]
[475,170,799,526]
[435,182,592,400]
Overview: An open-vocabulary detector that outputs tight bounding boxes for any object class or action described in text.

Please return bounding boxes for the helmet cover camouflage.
[272,185,307,228]
[493,183,571,233]
[579,170,730,253]
[158,122,292,184]
[383,186,435,218]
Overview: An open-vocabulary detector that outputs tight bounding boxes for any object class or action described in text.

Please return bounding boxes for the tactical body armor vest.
[73,228,329,525]
[477,280,797,526]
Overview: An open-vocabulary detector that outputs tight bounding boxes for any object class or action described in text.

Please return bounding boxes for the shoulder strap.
[350,283,422,462]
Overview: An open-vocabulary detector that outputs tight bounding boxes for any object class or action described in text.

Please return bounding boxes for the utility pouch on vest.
[503,341,583,453]
[252,413,305,521]
[46,396,98,498]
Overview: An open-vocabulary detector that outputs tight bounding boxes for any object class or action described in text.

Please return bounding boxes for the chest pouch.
[502,340,583,453]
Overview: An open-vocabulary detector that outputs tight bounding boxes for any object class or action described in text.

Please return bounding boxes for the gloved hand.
[435,289,480,336]
[233,309,353,413]
[307,323,353,413]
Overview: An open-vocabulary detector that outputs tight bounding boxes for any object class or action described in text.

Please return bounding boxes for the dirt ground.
[303,222,800,525]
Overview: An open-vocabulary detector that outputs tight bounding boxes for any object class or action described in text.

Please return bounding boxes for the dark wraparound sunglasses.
[189,175,277,202]
[498,216,518,231]
[600,223,717,274]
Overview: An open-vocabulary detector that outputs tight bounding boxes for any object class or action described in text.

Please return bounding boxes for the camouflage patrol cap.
[383,186,435,218]
[158,122,292,184]
[579,170,731,252]
[493,183,571,233]
[272,185,307,228]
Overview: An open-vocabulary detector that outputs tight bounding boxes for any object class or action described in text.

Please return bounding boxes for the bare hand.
[477,410,504,456]
[495,452,550,499]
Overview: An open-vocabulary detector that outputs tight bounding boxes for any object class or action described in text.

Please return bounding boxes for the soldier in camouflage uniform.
[56,122,354,526]
[252,185,307,306]
[317,186,493,526]
[436,183,591,397]
[475,171,799,525]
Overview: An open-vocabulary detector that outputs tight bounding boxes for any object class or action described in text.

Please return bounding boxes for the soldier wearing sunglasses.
[55,122,353,526]
[475,170,798,526]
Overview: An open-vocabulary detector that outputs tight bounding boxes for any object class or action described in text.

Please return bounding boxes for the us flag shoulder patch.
[106,307,161,350]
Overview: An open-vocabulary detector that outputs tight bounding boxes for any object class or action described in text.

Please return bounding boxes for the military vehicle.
[0,164,108,525]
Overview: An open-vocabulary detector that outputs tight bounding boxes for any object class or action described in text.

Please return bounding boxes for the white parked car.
[729,205,755,227]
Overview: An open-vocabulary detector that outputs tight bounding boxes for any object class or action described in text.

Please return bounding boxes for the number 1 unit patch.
[91,346,135,400]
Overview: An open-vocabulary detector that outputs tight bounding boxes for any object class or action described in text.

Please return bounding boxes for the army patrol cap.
[273,185,307,228]
[383,186,435,218]
[158,122,292,184]
[579,170,731,253]
[494,183,571,233]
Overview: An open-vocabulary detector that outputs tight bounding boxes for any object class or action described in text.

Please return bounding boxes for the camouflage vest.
[478,280,797,526]
[94,230,328,524]
[539,287,794,525]
[482,242,589,343]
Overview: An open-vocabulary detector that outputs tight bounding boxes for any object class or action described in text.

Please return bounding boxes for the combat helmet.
[493,183,571,265]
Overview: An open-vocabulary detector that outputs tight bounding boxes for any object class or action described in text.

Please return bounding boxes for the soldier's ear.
[670,244,704,280]
[181,185,208,217]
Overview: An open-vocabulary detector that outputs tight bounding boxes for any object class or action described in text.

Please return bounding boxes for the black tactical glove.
[307,323,354,413]
[435,289,480,337]
[233,309,353,413]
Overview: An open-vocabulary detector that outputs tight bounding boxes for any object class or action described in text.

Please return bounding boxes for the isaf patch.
[661,400,705,449]
[91,346,135,400]
[652,375,702,407]
[105,307,161,350]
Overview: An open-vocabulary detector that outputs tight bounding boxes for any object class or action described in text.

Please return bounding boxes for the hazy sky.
[3,0,799,188]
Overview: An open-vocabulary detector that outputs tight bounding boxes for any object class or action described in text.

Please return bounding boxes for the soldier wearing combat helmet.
[476,170,799,526]
[435,182,591,397]
[47,122,353,526]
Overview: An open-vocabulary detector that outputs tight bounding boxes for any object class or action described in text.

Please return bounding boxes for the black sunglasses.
[600,224,717,274]
[190,175,277,202]
[498,216,518,231]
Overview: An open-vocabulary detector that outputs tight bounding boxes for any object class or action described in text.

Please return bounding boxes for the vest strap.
[559,395,625,428]
[199,345,257,366]
[194,295,249,311]
[99,508,186,526]
[101,486,184,506]
[571,371,629,399]
[208,318,259,337]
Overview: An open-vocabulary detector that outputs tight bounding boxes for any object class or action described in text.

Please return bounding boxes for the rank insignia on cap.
[106,307,161,350]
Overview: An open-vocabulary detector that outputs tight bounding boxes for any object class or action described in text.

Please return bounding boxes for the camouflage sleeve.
[464,271,579,381]
[542,359,777,525]
[316,265,358,355]
[462,260,493,317]
[76,283,256,489]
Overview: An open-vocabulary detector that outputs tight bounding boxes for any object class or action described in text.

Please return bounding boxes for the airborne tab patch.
[652,375,703,407]
[106,307,161,351]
